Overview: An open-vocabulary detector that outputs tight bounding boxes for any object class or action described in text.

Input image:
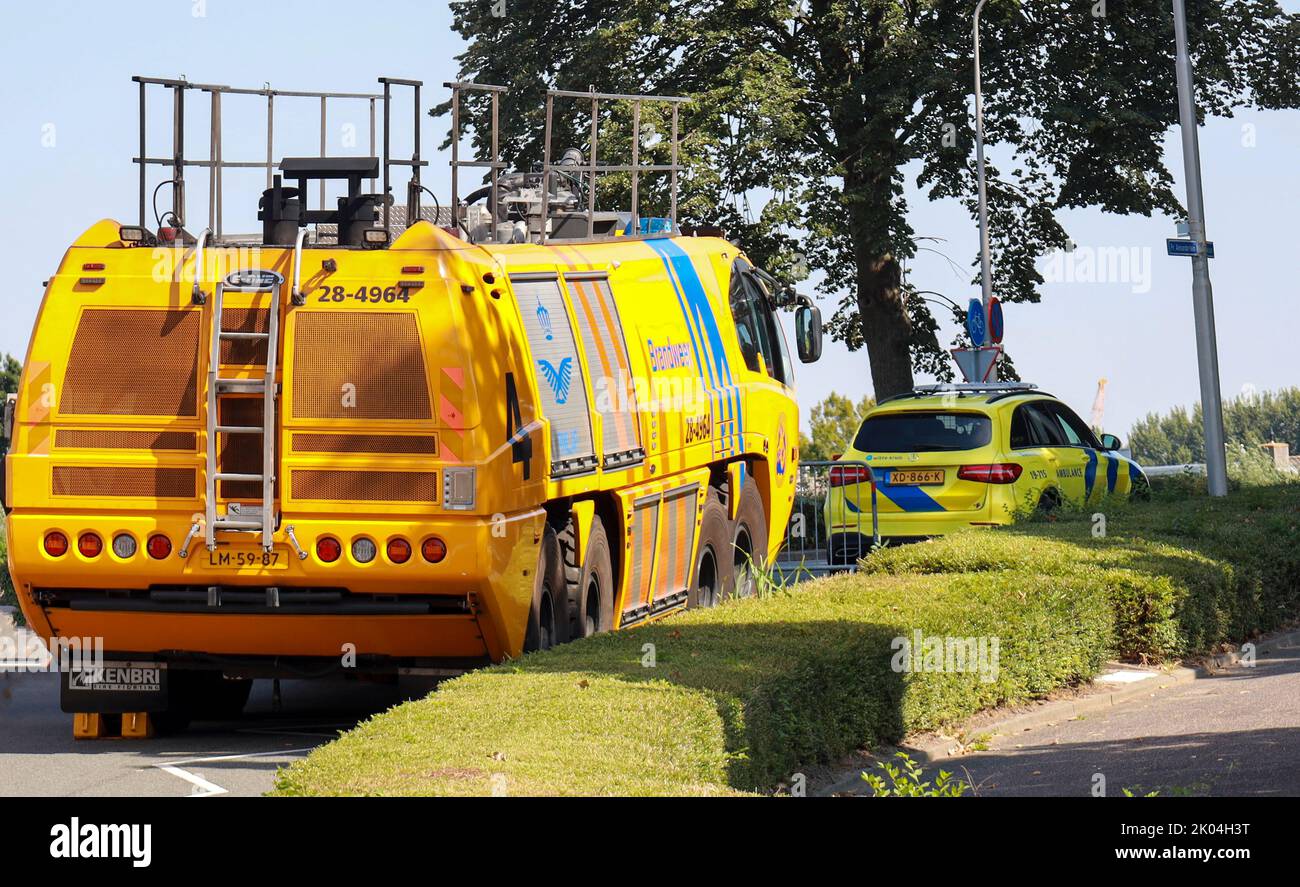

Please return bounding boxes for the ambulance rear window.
[853,411,992,453]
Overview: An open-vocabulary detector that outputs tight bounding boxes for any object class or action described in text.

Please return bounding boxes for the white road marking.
[158,765,229,797]
[153,746,318,797]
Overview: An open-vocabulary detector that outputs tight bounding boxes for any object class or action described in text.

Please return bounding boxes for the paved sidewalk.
[828,630,1300,797]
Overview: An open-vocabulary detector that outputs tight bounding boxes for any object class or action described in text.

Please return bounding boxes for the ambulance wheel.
[730,480,768,600]
[1037,488,1061,515]
[525,526,568,652]
[689,490,731,609]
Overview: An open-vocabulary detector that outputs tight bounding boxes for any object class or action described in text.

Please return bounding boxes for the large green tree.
[799,392,876,460]
[441,0,1300,399]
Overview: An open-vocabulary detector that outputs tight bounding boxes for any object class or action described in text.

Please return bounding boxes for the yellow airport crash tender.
[0,78,822,733]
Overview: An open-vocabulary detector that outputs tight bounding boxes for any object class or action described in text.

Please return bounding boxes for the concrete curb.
[820,626,1300,796]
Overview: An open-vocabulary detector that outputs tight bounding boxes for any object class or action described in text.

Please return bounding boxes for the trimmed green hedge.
[274,483,1300,797]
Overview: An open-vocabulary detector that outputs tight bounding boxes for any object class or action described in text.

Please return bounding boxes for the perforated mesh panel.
[52,466,195,498]
[62,310,200,416]
[292,433,438,454]
[55,430,197,451]
[219,307,269,366]
[292,469,437,502]
[291,313,431,419]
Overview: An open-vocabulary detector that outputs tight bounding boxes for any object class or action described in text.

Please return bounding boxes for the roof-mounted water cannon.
[260,157,384,247]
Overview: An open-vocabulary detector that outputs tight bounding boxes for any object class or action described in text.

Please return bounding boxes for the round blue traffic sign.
[966,298,986,345]
[988,298,1004,344]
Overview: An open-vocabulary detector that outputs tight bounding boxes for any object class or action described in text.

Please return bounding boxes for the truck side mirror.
[1099,433,1122,451]
[795,301,823,363]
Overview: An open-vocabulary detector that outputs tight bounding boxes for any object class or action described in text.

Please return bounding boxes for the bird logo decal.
[537,357,573,405]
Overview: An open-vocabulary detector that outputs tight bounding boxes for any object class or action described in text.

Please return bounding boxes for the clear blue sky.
[1,1,1296,442]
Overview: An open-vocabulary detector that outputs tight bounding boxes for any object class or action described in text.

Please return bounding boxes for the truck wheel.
[730,480,768,599]
[569,517,614,638]
[525,526,567,652]
[689,490,731,609]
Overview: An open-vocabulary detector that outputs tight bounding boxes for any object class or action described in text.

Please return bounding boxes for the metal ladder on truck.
[201,271,282,554]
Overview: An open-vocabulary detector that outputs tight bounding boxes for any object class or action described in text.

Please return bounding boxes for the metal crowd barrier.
[774,459,880,583]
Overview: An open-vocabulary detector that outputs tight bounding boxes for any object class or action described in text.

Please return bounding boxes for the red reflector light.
[77,533,103,558]
[958,463,1023,484]
[401,266,425,274]
[829,465,872,487]
[387,538,412,564]
[44,532,69,557]
[82,263,106,271]
[421,537,447,564]
[146,534,172,559]
[316,537,342,563]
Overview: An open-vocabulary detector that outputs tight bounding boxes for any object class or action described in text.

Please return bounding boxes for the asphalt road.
[951,635,1300,797]
[0,665,416,797]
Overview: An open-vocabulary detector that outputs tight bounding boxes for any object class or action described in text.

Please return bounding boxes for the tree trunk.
[853,246,915,402]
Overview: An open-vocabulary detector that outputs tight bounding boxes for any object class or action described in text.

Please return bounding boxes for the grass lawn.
[274,481,1300,797]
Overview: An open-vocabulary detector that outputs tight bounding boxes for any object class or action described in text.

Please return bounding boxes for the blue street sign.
[1166,238,1215,258]
[988,298,1004,344]
[966,299,986,344]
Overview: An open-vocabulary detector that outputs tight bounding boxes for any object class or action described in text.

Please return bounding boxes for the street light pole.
[1171,0,1229,496]
[972,0,993,348]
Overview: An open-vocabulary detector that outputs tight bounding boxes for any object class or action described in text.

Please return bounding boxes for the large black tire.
[524,526,568,652]
[561,516,615,639]
[729,479,769,600]
[688,489,731,609]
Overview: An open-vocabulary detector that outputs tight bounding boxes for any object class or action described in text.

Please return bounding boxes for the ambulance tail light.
[958,463,1023,484]
[829,465,871,487]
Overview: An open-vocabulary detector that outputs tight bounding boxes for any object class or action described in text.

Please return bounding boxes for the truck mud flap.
[60,660,169,714]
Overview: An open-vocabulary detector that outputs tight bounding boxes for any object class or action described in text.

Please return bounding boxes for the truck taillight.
[829,465,871,487]
[957,463,1023,484]
[422,537,447,564]
[387,538,411,564]
[77,533,103,558]
[147,534,172,559]
[316,537,342,563]
[443,467,476,510]
[44,532,68,557]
